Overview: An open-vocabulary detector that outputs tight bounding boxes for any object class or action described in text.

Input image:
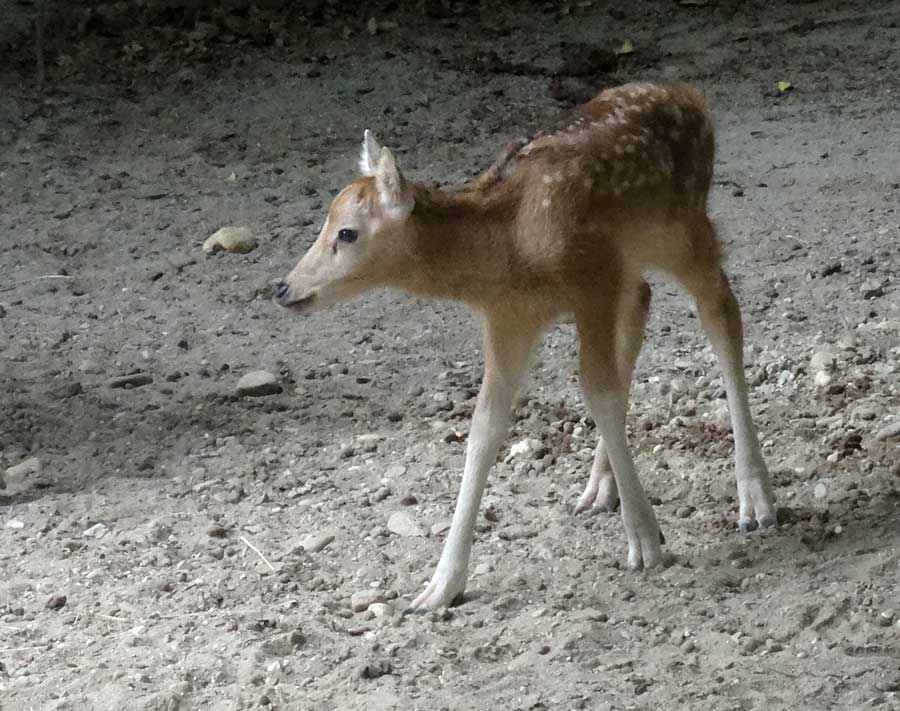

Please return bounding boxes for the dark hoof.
[758,513,779,529]
[738,519,759,533]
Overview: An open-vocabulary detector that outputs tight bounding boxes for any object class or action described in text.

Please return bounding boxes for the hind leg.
[674,218,777,531]
[576,300,663,568]
[575,280,651,514]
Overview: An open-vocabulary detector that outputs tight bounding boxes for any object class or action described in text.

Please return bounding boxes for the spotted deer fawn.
[273,81,777,611]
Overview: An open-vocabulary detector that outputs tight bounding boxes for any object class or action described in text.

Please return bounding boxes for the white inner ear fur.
[359,129,382,176]
[375,146,414,218]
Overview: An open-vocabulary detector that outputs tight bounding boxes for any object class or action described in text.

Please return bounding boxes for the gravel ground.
[2,1,899,709]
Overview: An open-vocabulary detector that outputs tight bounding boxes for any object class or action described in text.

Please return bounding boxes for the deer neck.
[397,185,513,304]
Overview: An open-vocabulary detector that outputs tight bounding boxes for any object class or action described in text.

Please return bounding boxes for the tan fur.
[275,80,777,610]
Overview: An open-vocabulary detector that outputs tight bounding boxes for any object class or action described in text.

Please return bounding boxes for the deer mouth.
[282,293,316,312]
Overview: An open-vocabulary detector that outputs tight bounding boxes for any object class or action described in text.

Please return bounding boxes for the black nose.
[271,279,290,301]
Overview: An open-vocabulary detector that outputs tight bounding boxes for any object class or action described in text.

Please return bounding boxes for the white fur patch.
[359,129,381,176]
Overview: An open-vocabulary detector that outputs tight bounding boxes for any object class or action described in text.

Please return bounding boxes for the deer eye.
[337,228,358,243]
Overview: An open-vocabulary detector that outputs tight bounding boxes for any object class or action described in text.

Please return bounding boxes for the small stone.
[431,519,452,536]
[83,523,108,538]
[297,533,334,553]
[77,359,103,374]
[369,602,393,618]
[202,226,257,254]
[5,457,42,481]
[236,370,281,397]
[813,483,827,499]
[207,524,227,538]
[383,465,407,478]
[356,434,382,452]
[46,595,67,610]
[810,351,835,373]
[108,372,153,389]
[399,493,418,506]
[813,370,832,388]
[387,511,425,537]
[351,590,386,613]
[860,278,884,299]
[358,659,392,680]
[875,421,900,441]
[675,505,694,519]
[509,438,541,458]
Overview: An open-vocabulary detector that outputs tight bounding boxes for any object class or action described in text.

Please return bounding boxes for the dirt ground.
[2,1,900,709]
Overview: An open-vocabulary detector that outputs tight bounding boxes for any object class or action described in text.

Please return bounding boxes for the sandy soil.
[2,1,900,709]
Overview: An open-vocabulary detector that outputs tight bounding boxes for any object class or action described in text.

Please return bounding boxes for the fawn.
[273,81,777,611]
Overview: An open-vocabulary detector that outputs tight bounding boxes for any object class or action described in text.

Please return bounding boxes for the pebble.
[358,659,392,680]
[236,370,281,397]
[369,602,393,618]
[77,359,103,374]
[860,278,884,299]
[351,590,386,612]
[202,226,257,254]
[356,434,382,452]
[46,594,67,610]
[809,351,835,373]
[83,523,108,538]
[383,465,407,478]
[387,511,425,537]
[431,519,452,536]
[813,370,832,389]
[108,372,153,389]
[813,483,827,499]
[875,421,900,441]
[5,456,42,482]
[508,438,542,458]
[675,505,695,519]
[207,524,228,538]
[297,533,334,553]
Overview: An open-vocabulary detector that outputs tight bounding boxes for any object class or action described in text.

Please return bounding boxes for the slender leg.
[408,315,541,610]
[575,280,651,514]
[688,267,777,531]
[576,305,663,569]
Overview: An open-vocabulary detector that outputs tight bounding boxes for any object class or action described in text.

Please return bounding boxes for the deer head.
[272,130,415,313]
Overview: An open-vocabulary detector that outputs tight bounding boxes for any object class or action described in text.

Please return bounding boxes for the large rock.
[236,370,281,397]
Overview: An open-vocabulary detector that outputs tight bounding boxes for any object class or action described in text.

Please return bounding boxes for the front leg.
[409,315,540,611]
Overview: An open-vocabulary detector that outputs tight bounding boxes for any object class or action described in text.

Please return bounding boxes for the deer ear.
[359,129,381,176]
[375,146,413,218]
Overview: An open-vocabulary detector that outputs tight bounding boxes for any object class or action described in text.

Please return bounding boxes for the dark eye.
[337,228,358,243]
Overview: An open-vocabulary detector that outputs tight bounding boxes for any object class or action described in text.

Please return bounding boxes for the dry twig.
[240,535,276,572]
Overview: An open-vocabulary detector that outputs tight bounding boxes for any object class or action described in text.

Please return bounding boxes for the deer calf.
[273,81,777,611]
